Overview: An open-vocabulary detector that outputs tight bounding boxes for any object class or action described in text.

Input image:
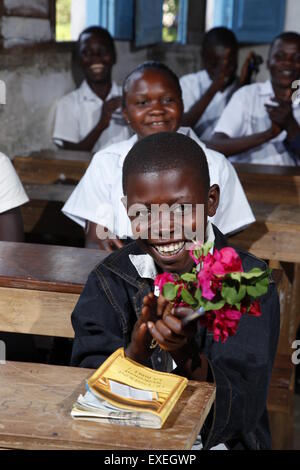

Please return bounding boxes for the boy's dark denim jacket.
[71,226,280,450]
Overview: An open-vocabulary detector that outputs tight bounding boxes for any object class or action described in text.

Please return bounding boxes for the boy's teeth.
[154,241,184,255]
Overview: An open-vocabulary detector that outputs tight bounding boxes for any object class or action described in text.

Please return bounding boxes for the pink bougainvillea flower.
[248,300,262,317]
[154,272,175,293]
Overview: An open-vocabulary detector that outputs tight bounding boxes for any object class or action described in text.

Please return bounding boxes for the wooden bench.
[0,361,215,450]
[0,242,107,338]
[21,183,83,246]
[233,163,300,205]
[13,149,90,185]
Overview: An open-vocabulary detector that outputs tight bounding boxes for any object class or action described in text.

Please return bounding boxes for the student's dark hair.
[122,61,182,107]
[269,31,300,55]
[122,132,210,195]
[77,26,116,63]
[202,27,238,55]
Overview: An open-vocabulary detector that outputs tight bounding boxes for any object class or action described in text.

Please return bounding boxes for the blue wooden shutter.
[177,0,189,44]
[135,0,163,47]
[213,0,286,43]
[86,0,134,40]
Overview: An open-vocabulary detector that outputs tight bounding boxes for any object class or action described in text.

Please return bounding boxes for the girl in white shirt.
[62,62,254,251]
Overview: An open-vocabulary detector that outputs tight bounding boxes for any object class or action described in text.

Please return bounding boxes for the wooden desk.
[234,163,300,205]
[0,361,216,450]
[0,242,107,338]
[228,201,300,263]
[13,149,90,185]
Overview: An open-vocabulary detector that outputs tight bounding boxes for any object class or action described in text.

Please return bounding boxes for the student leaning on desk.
[52,26,132,153]
[208,32,300,165]
[0,152,28,241]
[70,132,280,450]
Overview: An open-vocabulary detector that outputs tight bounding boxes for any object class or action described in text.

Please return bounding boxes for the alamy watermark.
[95,201,205,248]
[0,80,6,105]
[0,340,6,364]
[292,340,300,365]
[292,79,300,105]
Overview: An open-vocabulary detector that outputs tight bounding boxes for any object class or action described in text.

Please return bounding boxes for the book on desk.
[71,348,188,429]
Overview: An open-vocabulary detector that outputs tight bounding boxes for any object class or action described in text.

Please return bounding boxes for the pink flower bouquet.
[154,242,271,343]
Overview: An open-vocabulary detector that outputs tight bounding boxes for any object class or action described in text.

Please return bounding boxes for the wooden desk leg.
[268,260,299,449]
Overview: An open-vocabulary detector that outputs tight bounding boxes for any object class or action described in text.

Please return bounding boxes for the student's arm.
[181,78,227,129]
[71,268,135,368]
[0,207,24,242]
[85,221,124,252]
[266,98,300,158]
[207,126,280,157]
[55,96,122,152]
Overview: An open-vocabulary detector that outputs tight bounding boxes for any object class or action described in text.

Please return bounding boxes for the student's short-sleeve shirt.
[0,152,29,213]
[214,80,300,165]
[53,80,132,153]
[180,70,236,140]
[62,127,255,237]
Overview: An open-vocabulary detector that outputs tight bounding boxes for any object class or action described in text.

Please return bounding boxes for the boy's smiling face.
[123,69,183,138]
[79,32,115,84]
[203,45,238,86]
[268,38,300,89]
[126,167,219,274]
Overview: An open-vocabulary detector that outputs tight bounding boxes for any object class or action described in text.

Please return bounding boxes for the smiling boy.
[71,132,279,450]
[208,32,300,165]
[53,26,131,152]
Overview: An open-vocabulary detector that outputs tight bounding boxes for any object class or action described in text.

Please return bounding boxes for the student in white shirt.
[208,32,300,165]
[180,27,262,140]
[0,152,29,241]
[62,62,255,251]
[53,26,132,153]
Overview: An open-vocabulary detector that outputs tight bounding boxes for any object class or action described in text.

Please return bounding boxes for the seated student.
[53,26,132,153]
[208,32,300,165]
[62,61,254,251]
[180,27,262,140]
[0,152,28,241]
[71,132,280,450]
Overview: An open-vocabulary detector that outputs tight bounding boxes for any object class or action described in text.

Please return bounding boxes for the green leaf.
[246,275,269,297]
[221,284,238,304]
[230,272,242,282]
[241,268,269,280]
[163,283,177,301]
[236,284,247,302]
[203,299,225,312]
[181,288,197,306]
[180,273,197,282]
[202,241,214,256]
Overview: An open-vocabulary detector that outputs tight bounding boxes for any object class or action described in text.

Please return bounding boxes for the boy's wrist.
[125,343,152,365]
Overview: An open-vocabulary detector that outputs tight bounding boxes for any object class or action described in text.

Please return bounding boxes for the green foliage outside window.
[56,0,71,41]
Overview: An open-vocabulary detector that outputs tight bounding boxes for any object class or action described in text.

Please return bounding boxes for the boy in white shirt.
[0,152,29,241]
[180,27,261,140]
[208,32,300,165]
[62,62,254,251]
[53,26,132,153]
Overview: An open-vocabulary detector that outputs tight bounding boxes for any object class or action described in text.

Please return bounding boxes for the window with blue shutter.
[135,0,163,47]
[85,0,188,46]
[213,0,286,43]
[86,0,134,40]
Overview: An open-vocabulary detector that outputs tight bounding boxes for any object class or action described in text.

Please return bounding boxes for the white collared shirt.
[180,70,237,140]
[214,80,300,166]
[62,127,255,236]
[52,80,132,153]
[0,152,29,213]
